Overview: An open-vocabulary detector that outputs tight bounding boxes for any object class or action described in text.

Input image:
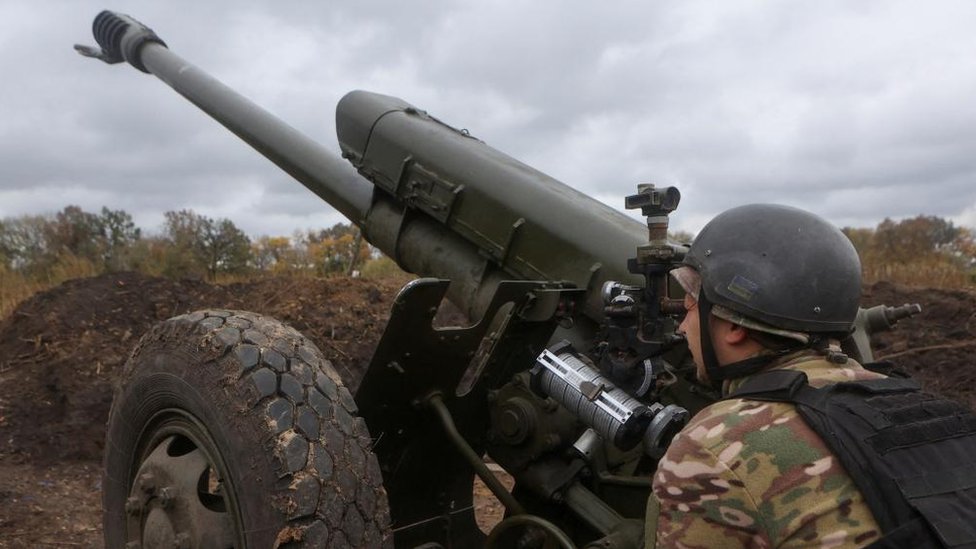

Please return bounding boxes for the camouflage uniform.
[652,351,884,548]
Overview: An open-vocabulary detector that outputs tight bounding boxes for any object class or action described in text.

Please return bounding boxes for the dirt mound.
[0,273,973,546]
[863,281,976,409]
[0,271,410,465]
[1,273,973,467]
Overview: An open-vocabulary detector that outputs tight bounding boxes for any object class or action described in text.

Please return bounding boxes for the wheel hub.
[126,432,236,548]
[143,507,176,548]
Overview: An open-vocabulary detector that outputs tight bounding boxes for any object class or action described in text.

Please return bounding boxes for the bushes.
[0,207,407,319]
[4,205,973,319]
[844,217,975,288]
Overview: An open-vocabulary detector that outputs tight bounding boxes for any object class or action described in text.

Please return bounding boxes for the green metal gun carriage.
[77,11,916,549]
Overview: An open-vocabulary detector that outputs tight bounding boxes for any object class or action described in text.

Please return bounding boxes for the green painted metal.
[78,10,645,329]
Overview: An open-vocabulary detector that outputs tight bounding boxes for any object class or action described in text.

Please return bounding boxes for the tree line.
[1,205,974,287]
[0,206,373,282]
[843,215,975,287]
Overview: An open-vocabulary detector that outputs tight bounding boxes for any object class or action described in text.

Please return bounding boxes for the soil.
[0,272,973,547]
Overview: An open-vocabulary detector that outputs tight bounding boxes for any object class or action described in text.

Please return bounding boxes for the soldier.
[647,204,976,548]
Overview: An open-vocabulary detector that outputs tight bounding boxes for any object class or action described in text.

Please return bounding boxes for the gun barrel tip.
[74,44,95,56]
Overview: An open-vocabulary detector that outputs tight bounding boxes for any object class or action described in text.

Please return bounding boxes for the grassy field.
[4,259,973,322]
[1,255,411,320]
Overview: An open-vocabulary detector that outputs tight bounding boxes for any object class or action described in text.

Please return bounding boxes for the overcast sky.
[2,1,975,239]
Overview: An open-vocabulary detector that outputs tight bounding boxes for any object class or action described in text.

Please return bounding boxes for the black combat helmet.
[684,204,861,335]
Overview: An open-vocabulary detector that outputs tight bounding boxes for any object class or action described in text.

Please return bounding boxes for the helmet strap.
[698,292,792,393]
[697,292,724,391]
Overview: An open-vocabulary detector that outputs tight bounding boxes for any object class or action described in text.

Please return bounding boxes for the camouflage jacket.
[652,352,884,548]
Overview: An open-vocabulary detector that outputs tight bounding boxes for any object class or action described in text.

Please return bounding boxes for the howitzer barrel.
[78,11,373,225]
[79,11,647,328]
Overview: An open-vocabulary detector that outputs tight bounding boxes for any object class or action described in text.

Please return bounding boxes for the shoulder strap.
[727,369,808,401]
[727,370,976,548]
[728,371,902,529]
[861,360,911,378]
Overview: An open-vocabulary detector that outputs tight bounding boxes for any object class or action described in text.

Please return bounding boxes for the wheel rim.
[125,410,244,549]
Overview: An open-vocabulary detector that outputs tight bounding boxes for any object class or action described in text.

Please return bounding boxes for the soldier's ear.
[722,322,751,345]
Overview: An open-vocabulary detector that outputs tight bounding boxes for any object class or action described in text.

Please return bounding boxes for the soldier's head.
[671,204,861,387]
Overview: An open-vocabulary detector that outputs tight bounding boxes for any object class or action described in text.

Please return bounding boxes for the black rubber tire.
[103,309,392,548]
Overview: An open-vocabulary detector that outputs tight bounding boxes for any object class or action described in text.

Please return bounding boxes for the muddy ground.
[0,272,973,547]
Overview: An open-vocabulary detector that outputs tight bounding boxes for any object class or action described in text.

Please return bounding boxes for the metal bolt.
[158,486,175,509]
[125,496,142,516]
[173,532,191,549]
[813,306,822,314]
[137,472,156,494]
[499,410,522,438]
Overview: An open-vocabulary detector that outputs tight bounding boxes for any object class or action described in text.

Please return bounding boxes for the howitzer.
[78,11,919,549]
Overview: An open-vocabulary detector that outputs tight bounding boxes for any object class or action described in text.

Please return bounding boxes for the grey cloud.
[1,0,974,241]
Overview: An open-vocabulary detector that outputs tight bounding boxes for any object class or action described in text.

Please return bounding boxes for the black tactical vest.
[727,368,976,548]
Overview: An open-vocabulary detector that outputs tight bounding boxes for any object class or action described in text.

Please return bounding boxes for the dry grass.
[0,255,99,320]
[3,254,972,321]
[862,259,974,289]
[0,256,414,321]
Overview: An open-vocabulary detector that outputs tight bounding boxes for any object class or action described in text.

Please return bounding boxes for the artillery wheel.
[103,310,391,548]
